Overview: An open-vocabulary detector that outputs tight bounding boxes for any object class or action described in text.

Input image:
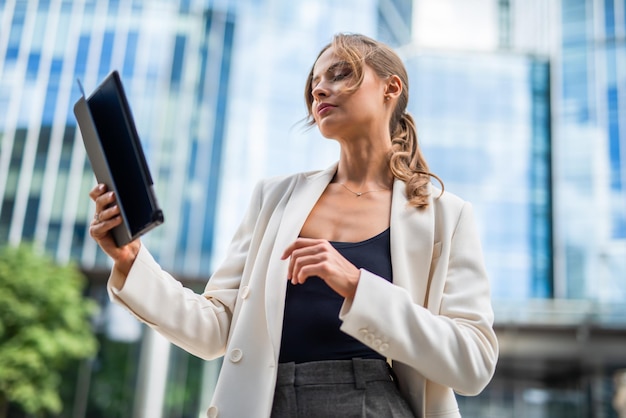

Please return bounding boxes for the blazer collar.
[389,179,435,307]
[265,163,338,356]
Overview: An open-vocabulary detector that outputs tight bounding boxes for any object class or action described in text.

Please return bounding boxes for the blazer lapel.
[263,168,435,360]
[265,163,338,358]
[390,179,435,307]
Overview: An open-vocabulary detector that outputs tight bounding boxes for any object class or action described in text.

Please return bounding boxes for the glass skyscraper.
[0,0,378,416]
[555,0,626,302]
[0,0,236,280]
[1,0,625,417]
[403,52,552,300]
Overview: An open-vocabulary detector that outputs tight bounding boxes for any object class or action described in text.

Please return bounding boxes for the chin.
[316,120,342,139]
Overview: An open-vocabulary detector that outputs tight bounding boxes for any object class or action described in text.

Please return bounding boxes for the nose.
[311,81,329,101]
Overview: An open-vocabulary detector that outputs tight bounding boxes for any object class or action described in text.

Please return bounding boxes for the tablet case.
[74,70,164,247]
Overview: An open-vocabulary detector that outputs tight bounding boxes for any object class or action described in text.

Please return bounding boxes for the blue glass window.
[99,31,115,78]
[6,2,26,61]
[22,196,40,240]
[131,0,142,13]
[170,35,186,86]
[26,53,41,80]
[0,129,27,242]
[108,0,119,16]
[530,61,553,297]
[561,0,587,46]
[42,59,63,124]
[122,31,139,79]
[71,223,88,260]
[84,0,95,13]
[59,126,75,171]
[605,0,615,38]
[607,87,621,191]
[179,0,191,14]
[35,126,51,168]
[561,48,590,123]
[203,17,235,256]
[74,35,90,76]
[45,222,61,256]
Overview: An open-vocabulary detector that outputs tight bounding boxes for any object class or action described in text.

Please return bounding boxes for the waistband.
[276,358,394,390]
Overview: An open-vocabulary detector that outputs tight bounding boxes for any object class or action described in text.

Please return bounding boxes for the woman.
[89,33,498,418]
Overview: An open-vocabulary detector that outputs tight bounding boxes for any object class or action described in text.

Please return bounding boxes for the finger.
[285,241,325,280]
[295,261,330,284]
[281,237,324,259]
[290,249,330,284]
[90,214,123,238]
[99,204,121,223]
[89,183,107,201]
[292,257,325,284]
[94,191,117,214]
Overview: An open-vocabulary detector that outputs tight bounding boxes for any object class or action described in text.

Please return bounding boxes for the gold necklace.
[338,182,390,197]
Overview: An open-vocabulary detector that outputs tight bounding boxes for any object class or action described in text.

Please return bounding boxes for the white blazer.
[108,163,498,418]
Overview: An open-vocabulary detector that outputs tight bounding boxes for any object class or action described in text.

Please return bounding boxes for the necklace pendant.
[356,192,362,197]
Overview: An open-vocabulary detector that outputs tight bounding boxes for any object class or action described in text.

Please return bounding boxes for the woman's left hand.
[281,238,360,299]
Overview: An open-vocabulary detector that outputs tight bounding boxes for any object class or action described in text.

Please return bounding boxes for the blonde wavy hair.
[304,33,443,208]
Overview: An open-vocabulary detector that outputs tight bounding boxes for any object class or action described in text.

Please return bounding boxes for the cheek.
[350,96,378,120]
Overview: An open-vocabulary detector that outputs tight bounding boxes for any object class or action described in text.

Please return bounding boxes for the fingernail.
[98,184,105,191]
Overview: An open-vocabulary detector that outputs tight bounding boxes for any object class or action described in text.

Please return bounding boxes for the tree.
[0,244,98,418]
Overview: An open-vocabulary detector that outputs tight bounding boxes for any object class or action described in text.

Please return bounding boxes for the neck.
[334,145,393,190]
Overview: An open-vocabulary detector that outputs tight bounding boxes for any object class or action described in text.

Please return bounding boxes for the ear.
[384,75,402,101]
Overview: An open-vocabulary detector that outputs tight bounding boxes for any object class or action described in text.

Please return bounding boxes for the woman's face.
[310,47,388,140]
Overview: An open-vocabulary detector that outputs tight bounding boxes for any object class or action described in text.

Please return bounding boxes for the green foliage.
[87,338,140,418]
[0,244,98,417]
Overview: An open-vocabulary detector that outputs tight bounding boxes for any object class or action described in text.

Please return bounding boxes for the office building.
[554,0,626,302]
[1,0,625,416]
[405,0,625,416]
[0,0,377,416]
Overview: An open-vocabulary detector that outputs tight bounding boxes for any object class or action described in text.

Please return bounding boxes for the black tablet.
[74,70,164,247]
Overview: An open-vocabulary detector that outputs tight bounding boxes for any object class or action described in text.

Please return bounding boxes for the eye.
[331,67,352,81]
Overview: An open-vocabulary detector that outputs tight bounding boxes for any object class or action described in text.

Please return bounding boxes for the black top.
[279,228,392,364]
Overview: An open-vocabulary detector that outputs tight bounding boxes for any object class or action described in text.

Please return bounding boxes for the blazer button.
[379,343,389,352]
[229,348,243,363]
[240,286,251,299]
[364,333,374,344]
[359,328,369,338]
[207,406,218,417]
[372,339,382,348]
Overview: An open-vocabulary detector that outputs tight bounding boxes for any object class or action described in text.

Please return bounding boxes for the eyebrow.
[311,60,350,85]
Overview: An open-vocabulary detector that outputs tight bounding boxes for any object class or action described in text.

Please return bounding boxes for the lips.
[317,102,336,115]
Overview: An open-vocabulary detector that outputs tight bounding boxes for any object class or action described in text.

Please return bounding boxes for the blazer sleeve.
[339,201,498,396]
[107,182,264,361]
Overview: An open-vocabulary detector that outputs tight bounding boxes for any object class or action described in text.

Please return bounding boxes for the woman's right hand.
[89,184,141,277]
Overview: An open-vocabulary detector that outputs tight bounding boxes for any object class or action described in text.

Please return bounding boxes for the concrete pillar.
[132,327,171,418]
[614,369,626,418]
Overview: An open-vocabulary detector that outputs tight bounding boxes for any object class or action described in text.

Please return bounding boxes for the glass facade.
[555,0,626,301]
[403,51,552,299]
[0,0,378,416]
[1,0,625,417]
[378,0,413,46]
[0,0,235,280]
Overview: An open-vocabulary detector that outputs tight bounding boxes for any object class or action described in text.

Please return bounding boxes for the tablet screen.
[86,73,161,236]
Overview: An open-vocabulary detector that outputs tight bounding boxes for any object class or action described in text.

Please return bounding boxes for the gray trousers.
[271,359,415,417]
